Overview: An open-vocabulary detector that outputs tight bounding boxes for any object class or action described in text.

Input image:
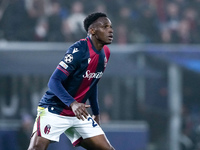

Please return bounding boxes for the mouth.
[108,35,113,40]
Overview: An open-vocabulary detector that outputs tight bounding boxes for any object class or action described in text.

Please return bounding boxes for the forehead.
[93,17,112,26]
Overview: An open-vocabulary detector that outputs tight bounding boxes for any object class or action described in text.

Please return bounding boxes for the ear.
[89,28,95,35]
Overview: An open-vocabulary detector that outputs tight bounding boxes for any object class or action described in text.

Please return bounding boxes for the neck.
[89,34,104,51]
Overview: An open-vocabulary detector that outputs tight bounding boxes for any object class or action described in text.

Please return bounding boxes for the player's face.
[93,17,113,45]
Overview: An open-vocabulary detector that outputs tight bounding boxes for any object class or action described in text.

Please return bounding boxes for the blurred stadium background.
[1,0,200,150]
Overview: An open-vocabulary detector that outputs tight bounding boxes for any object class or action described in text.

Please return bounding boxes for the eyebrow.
[97,19,111,26]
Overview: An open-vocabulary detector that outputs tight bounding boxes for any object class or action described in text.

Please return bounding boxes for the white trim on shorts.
[32,107,104,146]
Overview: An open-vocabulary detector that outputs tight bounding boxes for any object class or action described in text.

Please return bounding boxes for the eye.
[105,25,112,29]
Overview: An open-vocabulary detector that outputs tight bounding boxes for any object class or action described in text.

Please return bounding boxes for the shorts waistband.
[37,106,45,110]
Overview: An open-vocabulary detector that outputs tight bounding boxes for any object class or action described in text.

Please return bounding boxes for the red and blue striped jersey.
[38,36,110,116]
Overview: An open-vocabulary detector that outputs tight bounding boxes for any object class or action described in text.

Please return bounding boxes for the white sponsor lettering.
[83,70,103,80]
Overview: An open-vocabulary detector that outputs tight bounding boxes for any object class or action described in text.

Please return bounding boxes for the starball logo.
[83,70,103,80]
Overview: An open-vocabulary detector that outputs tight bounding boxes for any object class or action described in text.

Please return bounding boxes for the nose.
[109,27,113,33]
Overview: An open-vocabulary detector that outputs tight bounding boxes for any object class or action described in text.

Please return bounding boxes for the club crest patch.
[44,124,51,134]
[64,54,73,63]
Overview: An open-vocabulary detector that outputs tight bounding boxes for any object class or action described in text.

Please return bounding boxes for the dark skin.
[28,17,114,150]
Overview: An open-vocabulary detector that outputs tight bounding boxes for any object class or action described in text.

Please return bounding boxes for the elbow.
[48,77,60,91]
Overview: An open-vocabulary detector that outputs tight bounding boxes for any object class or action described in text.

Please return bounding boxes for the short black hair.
[83,12,107,32]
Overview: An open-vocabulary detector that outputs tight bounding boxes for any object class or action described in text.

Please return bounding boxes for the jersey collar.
[86,36,103,54]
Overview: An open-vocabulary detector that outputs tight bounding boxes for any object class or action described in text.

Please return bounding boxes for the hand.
[92,115,100,125]
[70,101,90,120]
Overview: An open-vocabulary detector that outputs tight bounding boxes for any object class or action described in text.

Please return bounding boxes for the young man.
[28,12,114,150]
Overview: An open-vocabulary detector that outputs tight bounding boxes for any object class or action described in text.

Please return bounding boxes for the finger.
[82,110,89,119]
[78,107,88,119]
[79,115,84,121]
[74,110,81,120]
[76,113,84,121]
[82,107,89,114]
[85,105,90,108]
[76,109,86,121]
[75,105,89,120]
[75,108,84,120]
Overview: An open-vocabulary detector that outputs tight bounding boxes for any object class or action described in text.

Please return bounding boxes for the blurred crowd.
[0,0,200,44]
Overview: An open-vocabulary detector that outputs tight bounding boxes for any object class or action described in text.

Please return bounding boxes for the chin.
[105,40,113,45]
